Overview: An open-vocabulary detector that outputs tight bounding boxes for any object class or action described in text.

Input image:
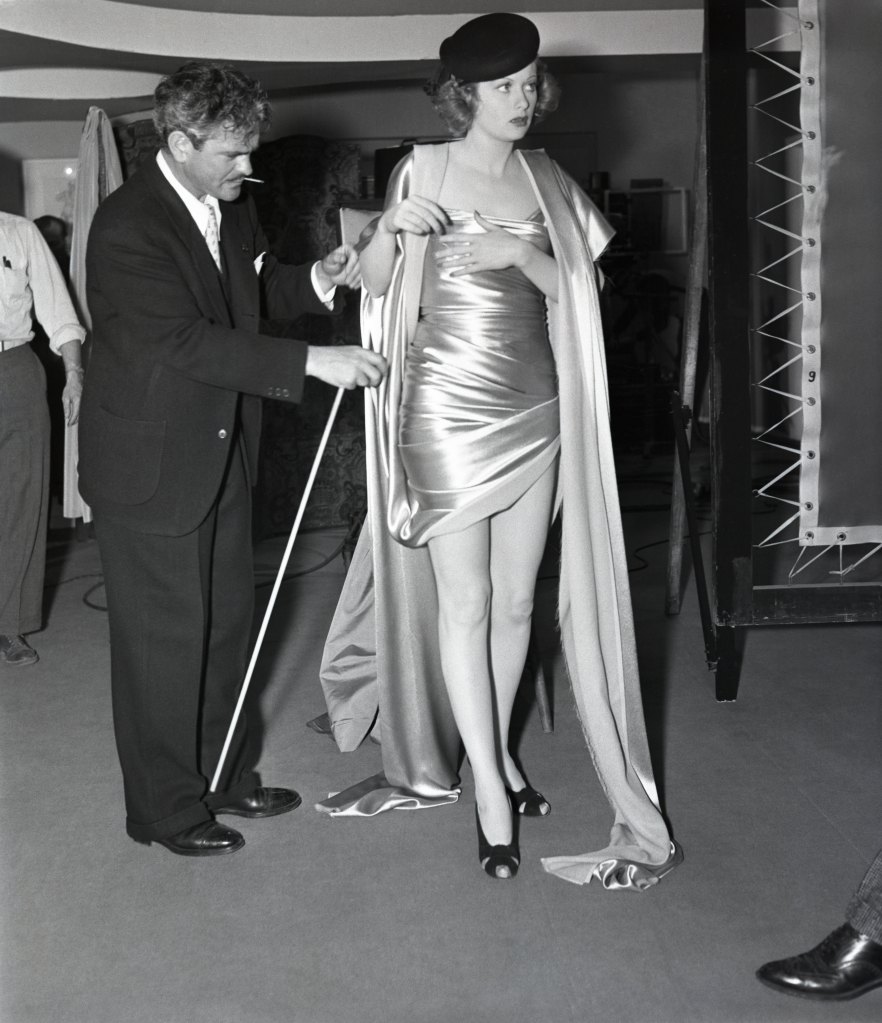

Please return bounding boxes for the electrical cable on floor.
[253,535,348,589]
[536,526,712,582]
[83,579,108,611]
[43,572,104,591]
[46,527,354,613]
[627,530,711,573]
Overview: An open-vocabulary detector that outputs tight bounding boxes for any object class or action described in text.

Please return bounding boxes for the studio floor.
[2,453,881,1023]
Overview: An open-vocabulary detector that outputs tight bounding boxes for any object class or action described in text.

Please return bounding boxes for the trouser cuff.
[125,771,260,842]
[846,900,882,945]
[126,802,212,843]
[204,770,261,811]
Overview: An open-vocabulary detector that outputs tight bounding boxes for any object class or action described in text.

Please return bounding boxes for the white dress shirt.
[156,152,335,305]
[0,211,85,354]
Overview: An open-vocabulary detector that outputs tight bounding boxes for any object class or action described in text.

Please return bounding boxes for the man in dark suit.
[79,62,386,857]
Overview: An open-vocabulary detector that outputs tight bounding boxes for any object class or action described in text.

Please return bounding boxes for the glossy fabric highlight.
[318,144,678,891]
[396,209,559,545]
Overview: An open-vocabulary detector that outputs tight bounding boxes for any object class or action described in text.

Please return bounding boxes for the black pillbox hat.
[439,13,540,83]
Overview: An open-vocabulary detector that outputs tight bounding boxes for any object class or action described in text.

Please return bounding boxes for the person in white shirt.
[0,211,84,667]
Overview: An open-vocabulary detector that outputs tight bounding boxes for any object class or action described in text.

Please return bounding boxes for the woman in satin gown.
[319,13,679,888]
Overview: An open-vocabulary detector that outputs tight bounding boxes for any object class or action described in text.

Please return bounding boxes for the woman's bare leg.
[488,464,557,795]
[427,522,513,861]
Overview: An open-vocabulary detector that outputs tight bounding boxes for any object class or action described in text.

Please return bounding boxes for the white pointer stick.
[209,386,345,792]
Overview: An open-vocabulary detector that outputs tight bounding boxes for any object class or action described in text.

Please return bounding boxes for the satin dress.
[394,208,561,545]
[319,144,679,890]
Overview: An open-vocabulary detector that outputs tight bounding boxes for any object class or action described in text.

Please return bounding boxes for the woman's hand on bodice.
[435,212,530,276]
[379,196,449,238]
[437,212,559,301]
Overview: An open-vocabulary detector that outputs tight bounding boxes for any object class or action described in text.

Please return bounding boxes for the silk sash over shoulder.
[318,143,679,890]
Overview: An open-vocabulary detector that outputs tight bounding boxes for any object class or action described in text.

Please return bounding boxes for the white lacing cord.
[788,541,835,580]
[833,544,882,579]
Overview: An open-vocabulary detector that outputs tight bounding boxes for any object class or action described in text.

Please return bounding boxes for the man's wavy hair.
[425,60,560,136]
[153,62,271,149]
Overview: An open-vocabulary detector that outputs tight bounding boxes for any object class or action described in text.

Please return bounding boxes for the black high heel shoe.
[509,784,551,817]
[475,806,519,879]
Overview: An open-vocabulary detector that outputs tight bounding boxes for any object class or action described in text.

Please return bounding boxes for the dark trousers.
[94,435,260,841]
[847,848,882,944]
[0,345,50,636]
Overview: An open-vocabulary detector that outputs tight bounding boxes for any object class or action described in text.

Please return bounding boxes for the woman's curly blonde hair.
[424,60,560,136]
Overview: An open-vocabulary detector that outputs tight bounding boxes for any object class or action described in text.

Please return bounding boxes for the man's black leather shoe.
[214,786,301,818]
[757,923,882,1001]
[153,820,245,857]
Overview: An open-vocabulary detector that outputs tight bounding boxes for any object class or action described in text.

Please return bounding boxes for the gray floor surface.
[2,468,881,1023]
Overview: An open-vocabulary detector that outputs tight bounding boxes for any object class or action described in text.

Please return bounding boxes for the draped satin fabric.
[318,143,679,889]
[395,209,559,545]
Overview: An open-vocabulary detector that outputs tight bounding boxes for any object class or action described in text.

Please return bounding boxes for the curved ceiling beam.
[0,67,161,99]
[0,1,703,61]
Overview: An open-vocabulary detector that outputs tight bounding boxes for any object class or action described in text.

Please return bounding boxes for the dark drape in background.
[249,136,365,538]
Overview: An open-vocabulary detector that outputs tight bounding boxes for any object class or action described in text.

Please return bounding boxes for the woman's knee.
[438,582,491,627]
[492,586,535,627]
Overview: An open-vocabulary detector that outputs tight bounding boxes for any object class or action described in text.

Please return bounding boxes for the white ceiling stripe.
[0,68,161,99]
[0,2,703,61]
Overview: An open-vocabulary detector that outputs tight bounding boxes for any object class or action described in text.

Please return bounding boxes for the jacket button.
[282,388,289,398]
[218,429,228,439]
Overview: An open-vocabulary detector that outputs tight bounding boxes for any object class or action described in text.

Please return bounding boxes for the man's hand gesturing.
[315,244,361,291]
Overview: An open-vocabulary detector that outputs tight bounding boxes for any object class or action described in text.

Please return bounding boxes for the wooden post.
[704,0,753,699]
[666,65,708,616]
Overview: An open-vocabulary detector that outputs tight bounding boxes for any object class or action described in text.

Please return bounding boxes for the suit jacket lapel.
[143,157,232,325]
